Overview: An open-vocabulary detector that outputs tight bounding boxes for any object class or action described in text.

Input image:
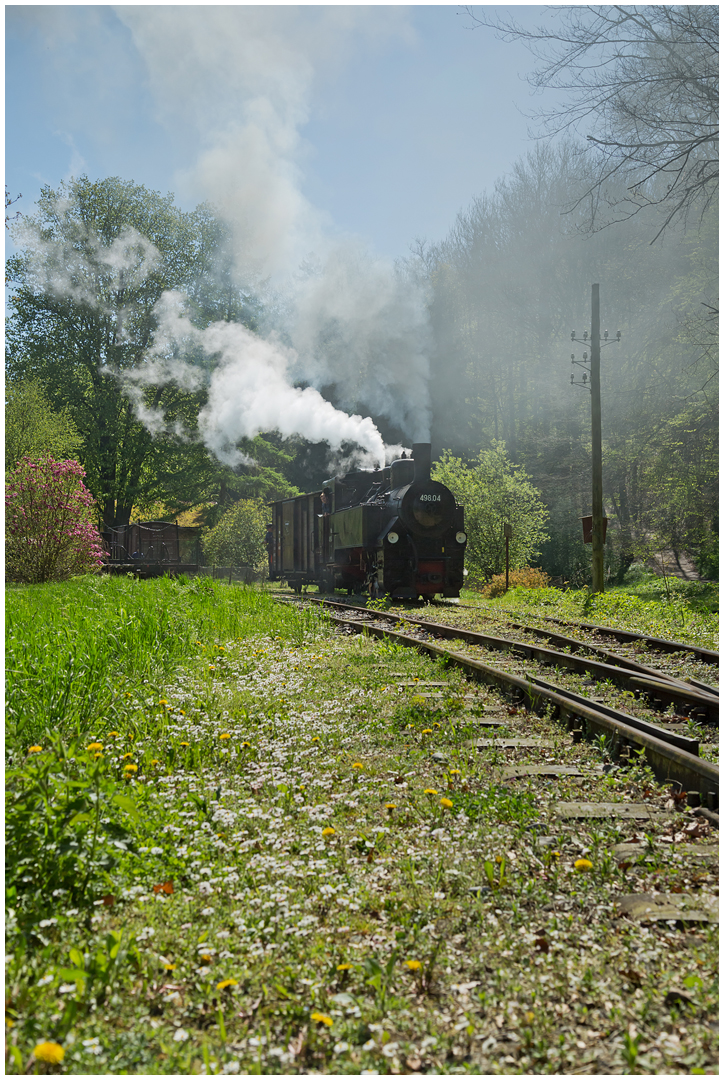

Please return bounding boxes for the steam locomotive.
[269,442,466,599]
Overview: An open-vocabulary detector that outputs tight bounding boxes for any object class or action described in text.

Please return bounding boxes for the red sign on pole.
[581,516,608,544]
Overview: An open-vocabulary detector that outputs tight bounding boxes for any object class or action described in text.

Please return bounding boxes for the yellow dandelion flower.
[449,769,461,775]
[336,963,353,971]
[200,954,212,964]
[312,736,320,742]
[310,1012,333,1027]
[322,827,336,837]
[123,764,138,773]
[122,752,134,760]
[574,858,593,872]
[525,1011,535,1024]
[405,959,422,971]
[352,762,363,769]
[440,797,453,809]
[86,742,103,752]
[28,746,43,753]
[179,741,190,747]
[151,759,161,766]
[208,665,216,671]
[420,728,433,735]
[93,753,104,760]
[424,788,438,795]
[159,699,169,706]
[107,731,120,738]
[385,803,397,810]
[164,963,176,971]
[33,1042,65,1065]
[179,710,185,716]
[217,978,238,991]
[219,733,231,740]
[241,741,251,748]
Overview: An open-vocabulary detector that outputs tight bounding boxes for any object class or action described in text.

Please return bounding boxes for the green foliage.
[202,498,268,569]
[433,444,549,581]
[5,380,83,471]
[5,575,329,744]
[5,737,141,916]
[5,176,259,526]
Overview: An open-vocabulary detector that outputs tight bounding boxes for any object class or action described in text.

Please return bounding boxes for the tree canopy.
[465,5,718,239]
[5,176,259,526]
[5,379,84,472]
[432,445,550,582]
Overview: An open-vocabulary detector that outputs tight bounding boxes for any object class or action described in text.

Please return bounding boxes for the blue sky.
[6,5,555,261]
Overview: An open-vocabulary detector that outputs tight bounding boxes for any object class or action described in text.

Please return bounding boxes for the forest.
[5,6,718,585]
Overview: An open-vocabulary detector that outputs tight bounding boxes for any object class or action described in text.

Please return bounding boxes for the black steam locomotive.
[269,442,466,599]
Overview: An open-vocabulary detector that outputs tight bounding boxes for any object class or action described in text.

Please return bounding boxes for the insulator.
[570,373,574,383]
[583,373,587,383]
[604,329,609,339]
[570,331,575,340]
[583,331,588,340]
[571,354,575,362]
[583,352,588,360]
[616,330,621,340]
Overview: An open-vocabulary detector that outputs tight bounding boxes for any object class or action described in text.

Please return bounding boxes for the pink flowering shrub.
[6,457,106,584]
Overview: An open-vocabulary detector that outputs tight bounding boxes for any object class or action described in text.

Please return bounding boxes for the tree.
[6,457,106,584]
[432,445,549,582]
[5,379,84,471]
[202,498,268,570]
[465,5,718,239]
[6,176,259,526]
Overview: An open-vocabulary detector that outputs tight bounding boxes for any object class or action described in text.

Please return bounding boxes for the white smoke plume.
[14,216,159,314]
[124,292,390,468]
[114,7,432,457]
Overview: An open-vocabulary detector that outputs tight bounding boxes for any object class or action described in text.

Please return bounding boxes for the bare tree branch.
[463,5,718,241]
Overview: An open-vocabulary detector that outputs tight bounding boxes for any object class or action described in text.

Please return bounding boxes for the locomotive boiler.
[269,442,467,599]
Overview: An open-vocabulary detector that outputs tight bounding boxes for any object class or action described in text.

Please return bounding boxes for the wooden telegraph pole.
[570,286,620,595]
[590,285,604,594]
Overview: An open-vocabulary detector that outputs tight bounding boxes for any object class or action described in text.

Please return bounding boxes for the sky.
[6,4,556,262]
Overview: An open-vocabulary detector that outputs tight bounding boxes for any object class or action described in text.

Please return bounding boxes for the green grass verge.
[460,575,718,652]
[5,577,718,1075]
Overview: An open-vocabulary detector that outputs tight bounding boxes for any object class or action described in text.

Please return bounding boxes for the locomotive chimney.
[412,442,432,484]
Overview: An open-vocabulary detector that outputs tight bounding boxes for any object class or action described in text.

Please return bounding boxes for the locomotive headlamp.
[455,531,467,544]
[387,531,399,544]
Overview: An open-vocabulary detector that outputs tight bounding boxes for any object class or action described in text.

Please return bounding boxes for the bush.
[479,566,551,598]
[432,444,549,581]
[202,498,267,571]
[5,457,105,584]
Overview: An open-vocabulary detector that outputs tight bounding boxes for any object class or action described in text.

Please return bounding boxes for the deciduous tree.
[6,176,259,526]
[465,5,718,239]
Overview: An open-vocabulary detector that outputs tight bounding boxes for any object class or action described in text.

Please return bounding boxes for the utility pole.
[570,286,621,595]
[590,285,604,594]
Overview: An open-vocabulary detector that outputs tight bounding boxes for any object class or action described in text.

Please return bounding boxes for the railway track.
[452,601,718,667]
[278,593,719,808]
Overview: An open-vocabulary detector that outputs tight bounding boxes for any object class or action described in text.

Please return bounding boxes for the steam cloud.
[123,292,392,468]
[114,7,431,463]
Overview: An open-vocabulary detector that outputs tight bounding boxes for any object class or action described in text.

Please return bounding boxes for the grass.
[458,572,718,652]
[5,576,719,1075]
[6,575,326,746]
